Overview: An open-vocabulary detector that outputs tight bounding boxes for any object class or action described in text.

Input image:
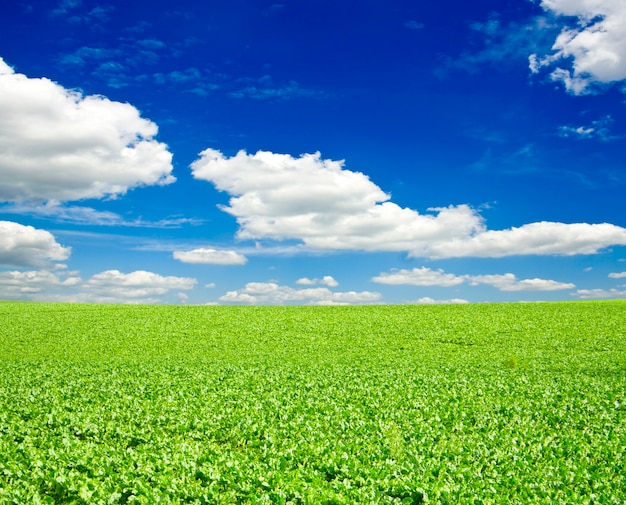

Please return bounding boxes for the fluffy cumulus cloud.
[219,281,381,305]
[191,149,483,252]
[530,0,626,93]
[192,149,626,258]
[608,271,626,279]
[0,220,70,267]
[173,248,247,265]
[373,267,575,292]
[81,270,196,303]
[0,58,174,203]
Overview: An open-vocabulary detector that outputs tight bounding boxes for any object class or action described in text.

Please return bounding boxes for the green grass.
[0,301,624,504]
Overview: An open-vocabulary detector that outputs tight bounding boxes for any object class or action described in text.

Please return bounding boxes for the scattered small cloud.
[51,1,114,28]
[229,75,324,100]
[0,269,81,299]
[79,270,196,303]
[173,248,248,265]
[58,46,120,66]
[372,267,464,287]
[409,297,470,305]
[0,268,196,304]
[573,288,626,299]
[296,276,339,287]
[558,115,617,141]
[467,273,575,291]
[373,267,575,292]
[608,271,626,278]
[219,281,381,305]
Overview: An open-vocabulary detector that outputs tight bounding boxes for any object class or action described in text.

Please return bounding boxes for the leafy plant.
[0,301,624,503]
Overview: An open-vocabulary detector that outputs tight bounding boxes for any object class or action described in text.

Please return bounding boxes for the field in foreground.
[0,301,624,504]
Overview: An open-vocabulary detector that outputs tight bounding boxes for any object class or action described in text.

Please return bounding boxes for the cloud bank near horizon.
[372,267,575,292]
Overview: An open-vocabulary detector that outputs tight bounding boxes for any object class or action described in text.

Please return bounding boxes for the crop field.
[0,301,624,504]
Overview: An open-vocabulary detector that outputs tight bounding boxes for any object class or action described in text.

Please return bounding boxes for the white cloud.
[558,125,596,139]
[420,222,626,258]
[0,220,70,267]
[531,0,626,93]
[444,15,554,75]
[608,271,626,278]
[190,149,482,251]
[409,297,470,305]
[574,288,626,299]
[558,115,616,141]
[228,75,322,100]
[81,270,196,303]
[173,248,247,265]
[466,273,575,291]
[219,281,381,305]
[0,265,197,304]
[0,269,81,299]
[296,275,339,287]
[0,57,174,203]
[372,266,575,292]
[372,267,465,287]
[191,149,626,258]
[2,202,202,228]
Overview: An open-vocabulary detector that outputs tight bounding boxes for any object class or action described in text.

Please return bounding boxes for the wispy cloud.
[440,14,556,75]
[573,288,626,299]
[404,20,424,30]
[558,115,618,141]
[229,75,325,100]
[1,203,202,228]
[50,1,114,27]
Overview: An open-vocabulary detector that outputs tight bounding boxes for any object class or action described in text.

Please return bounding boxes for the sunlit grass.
[0,301,624,503]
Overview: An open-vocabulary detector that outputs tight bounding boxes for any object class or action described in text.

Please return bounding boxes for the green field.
[0,301,624,504]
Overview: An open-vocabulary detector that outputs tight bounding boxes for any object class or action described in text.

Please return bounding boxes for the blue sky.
[1,0,625,305]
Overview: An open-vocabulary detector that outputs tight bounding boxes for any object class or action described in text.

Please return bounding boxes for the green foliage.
[0,301,624,503]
